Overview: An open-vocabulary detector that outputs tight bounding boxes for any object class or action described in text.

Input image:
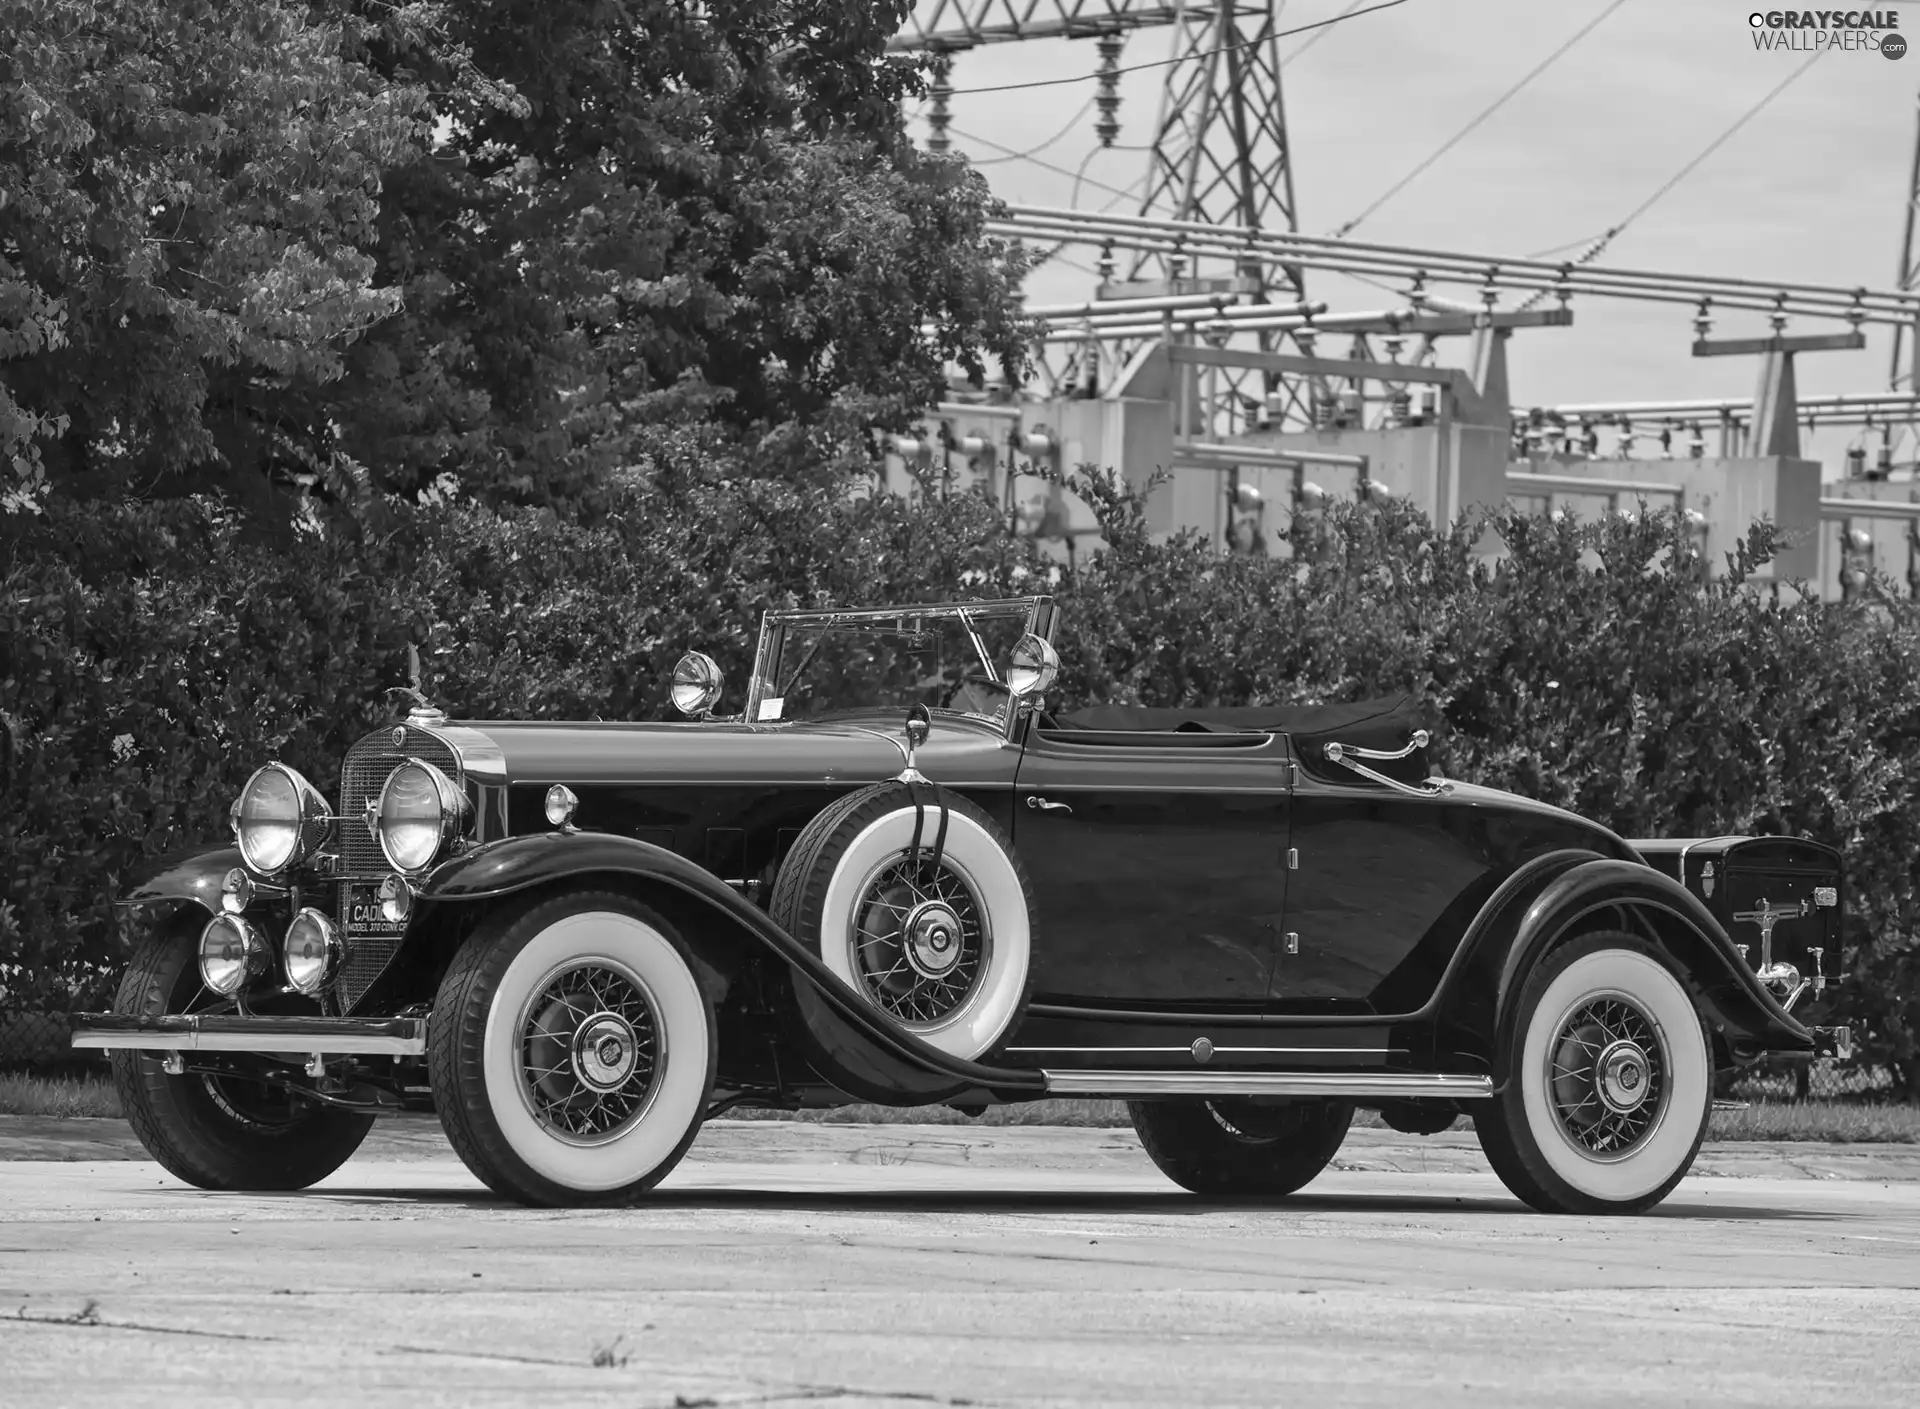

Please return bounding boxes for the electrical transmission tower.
[890,2,1305,301]
[1894,87,1920,388]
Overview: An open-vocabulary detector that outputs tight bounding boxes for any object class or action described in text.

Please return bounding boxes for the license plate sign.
[343,883,405,935]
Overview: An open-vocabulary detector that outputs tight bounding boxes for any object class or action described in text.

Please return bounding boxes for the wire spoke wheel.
[771,780,1034,1062]
[1546,992,1666,1159]
[1476,933,1712,1215]
[850,855,990,1028]
[516,959,663,1144]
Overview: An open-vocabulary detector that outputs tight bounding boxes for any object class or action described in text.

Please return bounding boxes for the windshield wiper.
[955,609,1001,686]
[778,623,838,701]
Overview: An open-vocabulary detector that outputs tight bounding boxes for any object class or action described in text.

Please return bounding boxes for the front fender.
[114,845,240,917]
[420,832,1048,1104]
[1438,853,1814,1074]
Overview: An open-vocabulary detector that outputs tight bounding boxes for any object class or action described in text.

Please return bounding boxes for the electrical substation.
[881,3,1920,600]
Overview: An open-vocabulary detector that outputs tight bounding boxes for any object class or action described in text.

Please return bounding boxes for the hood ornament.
[389,644,448,727]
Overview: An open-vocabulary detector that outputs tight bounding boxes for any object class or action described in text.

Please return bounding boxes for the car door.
[1272,776,1618,1014]
[1009,725,1291,1009]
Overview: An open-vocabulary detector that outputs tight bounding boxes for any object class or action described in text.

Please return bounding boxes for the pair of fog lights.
[197,869,411,997]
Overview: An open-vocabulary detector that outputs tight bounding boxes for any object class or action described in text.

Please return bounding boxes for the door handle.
[1026,795,1073,813]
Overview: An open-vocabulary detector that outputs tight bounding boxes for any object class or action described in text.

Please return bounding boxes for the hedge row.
[4,465,1917,1090]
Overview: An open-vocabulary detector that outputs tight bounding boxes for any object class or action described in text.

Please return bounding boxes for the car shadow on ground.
[185,1184,1840,1223]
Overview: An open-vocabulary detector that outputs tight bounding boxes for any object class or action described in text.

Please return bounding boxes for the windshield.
[746,601,1043,728]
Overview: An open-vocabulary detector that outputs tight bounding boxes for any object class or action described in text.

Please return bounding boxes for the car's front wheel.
[1474,932,1713,1215]
[111,922,375,1191]
[1128,1097,1353,1196]
[428,890,716,1207]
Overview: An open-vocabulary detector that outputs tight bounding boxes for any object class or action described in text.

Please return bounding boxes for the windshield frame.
[742,596,1057,741]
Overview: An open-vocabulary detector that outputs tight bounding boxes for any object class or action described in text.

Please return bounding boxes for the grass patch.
[2,1074,1914,1144]
[0,1071,122,1119]
[1707,1099,1920,1144]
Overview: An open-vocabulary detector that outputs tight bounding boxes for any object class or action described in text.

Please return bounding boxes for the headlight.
[670,651,724,717]
[282,909,346,996]
[374,758,467,873]
[229,764,333,876]
[199,914,268,996]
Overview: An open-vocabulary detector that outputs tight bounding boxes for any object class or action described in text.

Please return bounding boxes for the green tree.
[0,0,429,513]
[320,0,1035,505]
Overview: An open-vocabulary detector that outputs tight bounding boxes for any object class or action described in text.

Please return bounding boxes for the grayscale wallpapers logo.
[1748,9,1907,57]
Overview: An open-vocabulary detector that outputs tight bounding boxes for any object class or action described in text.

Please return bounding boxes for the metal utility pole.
[1126,2,1303,300]
[1892,88,1920,388]
[889,2,1303,302]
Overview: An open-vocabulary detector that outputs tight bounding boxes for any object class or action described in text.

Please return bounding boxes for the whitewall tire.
[429,891,716,1207]
[1475,933,1713,1215]
[772,782,1035,1061]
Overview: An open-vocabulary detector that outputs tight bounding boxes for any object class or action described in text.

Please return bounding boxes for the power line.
[948,0,1411,95]
[1330,0,1632,239]
[1525,231,1611,260]
[1283,0,1369,63]
[1515,47,1825,309]
[964,98,1095,166]
[949,125,1143,205]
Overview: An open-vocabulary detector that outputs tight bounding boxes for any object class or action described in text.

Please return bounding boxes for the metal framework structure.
[1893,88,1920,387]
[892,1,1303,298]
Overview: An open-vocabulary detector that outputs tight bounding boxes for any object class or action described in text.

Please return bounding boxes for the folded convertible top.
[1049,693,1434,785]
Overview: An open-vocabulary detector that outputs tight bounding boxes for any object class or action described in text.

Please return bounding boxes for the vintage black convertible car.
[73,596,1852,1214]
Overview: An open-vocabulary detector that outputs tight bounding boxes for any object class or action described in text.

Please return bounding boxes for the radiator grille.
[334,725,462,1011]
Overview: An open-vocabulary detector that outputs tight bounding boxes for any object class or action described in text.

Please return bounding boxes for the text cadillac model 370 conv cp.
[73,597,1854,1214]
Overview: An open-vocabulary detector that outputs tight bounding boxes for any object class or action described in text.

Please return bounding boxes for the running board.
[1043,1070,1493,1099]
[70,1013,427,1057]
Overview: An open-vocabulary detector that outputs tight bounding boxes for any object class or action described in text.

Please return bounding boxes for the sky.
[913,0,1919,460]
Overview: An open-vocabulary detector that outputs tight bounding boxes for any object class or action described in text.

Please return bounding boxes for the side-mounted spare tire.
[771,780,1035,1061]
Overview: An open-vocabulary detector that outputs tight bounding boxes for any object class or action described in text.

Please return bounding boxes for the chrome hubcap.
[1595,1039,1652,1114]
[904,901,964,979]
[572,1013,639,1092]
[520,961,661,1143]
[1547,993,1667,1157]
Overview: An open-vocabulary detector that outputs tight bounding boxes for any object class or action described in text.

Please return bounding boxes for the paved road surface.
[3,1120,1918,1408]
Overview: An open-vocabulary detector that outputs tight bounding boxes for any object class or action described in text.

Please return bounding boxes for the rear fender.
[1439,854,1813,1076]
[416,831,1047,1105]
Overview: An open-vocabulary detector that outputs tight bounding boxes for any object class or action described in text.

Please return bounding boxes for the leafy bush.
[3,468,1916,1092]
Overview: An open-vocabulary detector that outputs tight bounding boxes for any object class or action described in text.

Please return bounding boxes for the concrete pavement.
[2,1119,1917,1408]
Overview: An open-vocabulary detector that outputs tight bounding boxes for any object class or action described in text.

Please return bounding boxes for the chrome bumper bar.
[69,1013,427,1058]
[1044,1070,1494,1099]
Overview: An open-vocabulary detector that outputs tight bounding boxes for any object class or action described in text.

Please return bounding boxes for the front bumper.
[70,1013,427,1057]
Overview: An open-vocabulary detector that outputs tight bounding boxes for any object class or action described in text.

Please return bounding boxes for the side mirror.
[670,652,724,718]
[904,702,932,752]
[1005,633,1060,700]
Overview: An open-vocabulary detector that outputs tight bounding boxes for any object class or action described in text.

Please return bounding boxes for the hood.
[439,711,1013,788]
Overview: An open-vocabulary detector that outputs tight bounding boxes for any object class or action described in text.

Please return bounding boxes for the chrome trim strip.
[1042,1070,1494,1098]
[70,1014,426,1057]
[1009,1046,1398,1055]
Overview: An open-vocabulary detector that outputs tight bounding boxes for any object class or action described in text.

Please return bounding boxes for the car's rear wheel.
[1128,1097,1353,1196]
[1474,932,1712,1215]
[428,890,716,1207]
[111,921,375,1191]
[771,780,1034,1061]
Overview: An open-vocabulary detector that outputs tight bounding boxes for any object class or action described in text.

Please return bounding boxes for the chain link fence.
[0,1010,106,1070]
